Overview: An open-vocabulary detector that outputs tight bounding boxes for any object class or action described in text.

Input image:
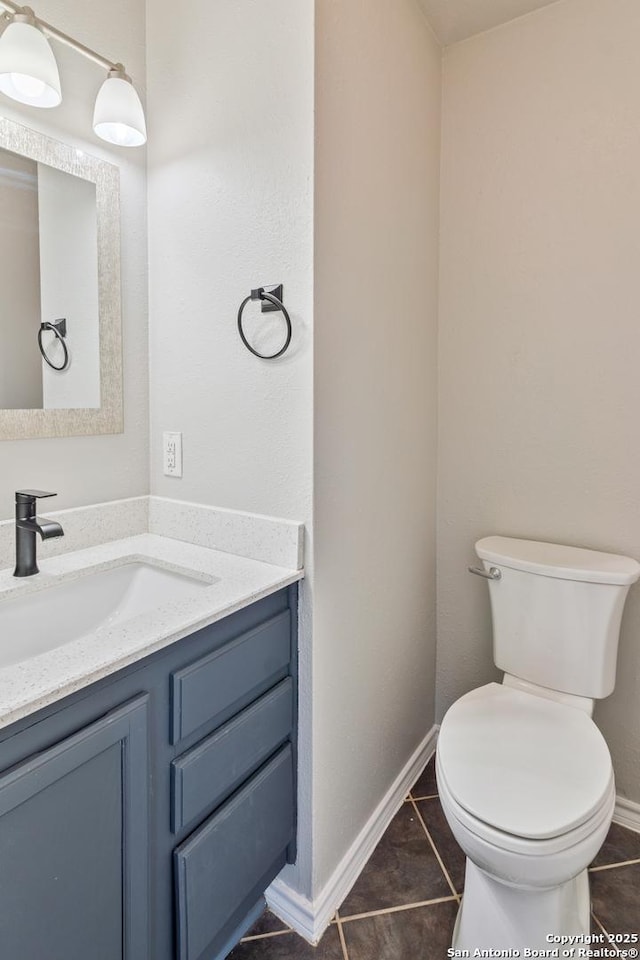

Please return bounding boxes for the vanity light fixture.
[93,65,146,147]
[0,8,60,107]
[0,1,146,146]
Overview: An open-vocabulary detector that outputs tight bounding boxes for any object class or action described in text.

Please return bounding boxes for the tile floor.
[229,756,640,959]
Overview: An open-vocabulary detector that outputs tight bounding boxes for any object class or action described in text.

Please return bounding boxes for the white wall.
[0,0,148,516]
[311,0,441,895]
[146,0,314,523]
[438,0,640,802]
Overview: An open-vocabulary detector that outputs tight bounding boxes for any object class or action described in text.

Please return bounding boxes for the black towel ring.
[38,319,69,371]
[237,285,292,360]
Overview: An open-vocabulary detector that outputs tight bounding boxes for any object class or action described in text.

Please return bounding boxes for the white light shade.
[0,18,61,108]
[93,72,146,147]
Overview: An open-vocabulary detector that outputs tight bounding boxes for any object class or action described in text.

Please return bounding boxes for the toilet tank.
[476,536,640,699]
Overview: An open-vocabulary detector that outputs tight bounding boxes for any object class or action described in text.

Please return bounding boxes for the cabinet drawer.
[171,678,293,833]
[174,744,294,960]
[170,610,291,744]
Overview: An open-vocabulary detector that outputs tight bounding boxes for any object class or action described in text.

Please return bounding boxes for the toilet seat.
[437,683,613,841]
[436,751,615,859]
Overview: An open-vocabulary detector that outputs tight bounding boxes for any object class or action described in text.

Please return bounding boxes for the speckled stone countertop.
[0,533,303,731]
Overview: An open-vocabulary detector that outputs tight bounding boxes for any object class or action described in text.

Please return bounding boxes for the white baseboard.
[265,880,319,945]
[613,795,640,834]
[266,724,439,944]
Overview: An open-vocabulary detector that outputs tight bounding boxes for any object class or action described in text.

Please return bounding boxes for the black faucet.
[14,490,65,578]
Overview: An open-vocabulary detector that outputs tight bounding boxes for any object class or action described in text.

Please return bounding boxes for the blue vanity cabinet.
[0,695,150,960]
[0,583,298,960]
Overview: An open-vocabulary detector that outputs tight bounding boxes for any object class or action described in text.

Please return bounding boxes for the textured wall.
[0,0,148,516]
[438,0,640,801]
[146,0,313,524]
[312,0,441,895]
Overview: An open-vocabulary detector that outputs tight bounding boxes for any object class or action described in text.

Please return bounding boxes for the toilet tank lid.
[476,536,640,585]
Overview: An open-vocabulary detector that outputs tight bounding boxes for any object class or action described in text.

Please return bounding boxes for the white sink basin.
[0,561,215,669]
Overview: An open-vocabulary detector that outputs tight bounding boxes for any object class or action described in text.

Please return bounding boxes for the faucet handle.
[16,490,57,500]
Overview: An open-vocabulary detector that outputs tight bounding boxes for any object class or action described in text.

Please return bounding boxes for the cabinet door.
[0,695,149,960]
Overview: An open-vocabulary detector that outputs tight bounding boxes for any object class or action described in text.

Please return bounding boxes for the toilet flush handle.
[468,566,502,581]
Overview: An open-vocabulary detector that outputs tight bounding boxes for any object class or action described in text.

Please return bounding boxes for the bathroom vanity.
[0,526,301,960]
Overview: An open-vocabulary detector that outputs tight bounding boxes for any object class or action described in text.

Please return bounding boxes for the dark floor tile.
[242,908,291,939]
[590,863,640,936]
[411,755,437,798]
[343,901,458,960]
[229,924,344,959]
[591,823,640,868]
[340,804,451,917]
[415,796,466,893]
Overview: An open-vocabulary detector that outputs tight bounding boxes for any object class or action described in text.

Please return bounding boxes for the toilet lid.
[438,683,613,840]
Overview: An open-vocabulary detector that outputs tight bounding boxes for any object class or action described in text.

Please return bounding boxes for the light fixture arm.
[0,1,120,73]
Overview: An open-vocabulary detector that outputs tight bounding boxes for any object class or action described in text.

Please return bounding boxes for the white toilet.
[436,536,640,950]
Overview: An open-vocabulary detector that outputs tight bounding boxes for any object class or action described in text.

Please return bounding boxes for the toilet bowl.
[437,536,640,949]
[437,684,616,948]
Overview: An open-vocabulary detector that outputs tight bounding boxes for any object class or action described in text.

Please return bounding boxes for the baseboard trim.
[266,724,439,944]
[613,795,640,834]
[265,880,318,944]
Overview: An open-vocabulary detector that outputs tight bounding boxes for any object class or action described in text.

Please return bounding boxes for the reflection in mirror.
[0,117,122,441]
[0,147,100,410]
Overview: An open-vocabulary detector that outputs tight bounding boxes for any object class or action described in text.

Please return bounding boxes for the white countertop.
[0,533,303,731]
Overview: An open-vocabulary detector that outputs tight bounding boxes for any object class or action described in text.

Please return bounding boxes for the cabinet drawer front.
[171,610,291,744]
[174,744,294,960]
[171,678,293,833]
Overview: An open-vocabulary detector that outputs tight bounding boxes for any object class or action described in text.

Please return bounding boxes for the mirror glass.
[0,147,99,410]
[0,117,122,440]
